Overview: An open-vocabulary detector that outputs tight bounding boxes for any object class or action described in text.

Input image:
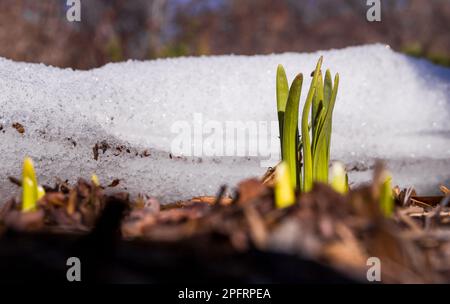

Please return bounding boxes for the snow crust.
[1,44,449,201]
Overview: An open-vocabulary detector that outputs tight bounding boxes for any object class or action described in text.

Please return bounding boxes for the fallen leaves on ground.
[0,175,449,283]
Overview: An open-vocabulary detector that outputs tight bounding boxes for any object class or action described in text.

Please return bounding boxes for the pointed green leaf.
[312,70,332,164]
[276,65,289,153]
[323,69,332,109]
[301,56,323,192]
[311,71,323,146]
[312,101,324,155]
[323,70,334,163]
[282,74,303,188]
[312,106,328,183]
[312,73,339,183]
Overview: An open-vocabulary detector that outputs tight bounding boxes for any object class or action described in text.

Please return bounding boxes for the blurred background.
[0,0,449,70]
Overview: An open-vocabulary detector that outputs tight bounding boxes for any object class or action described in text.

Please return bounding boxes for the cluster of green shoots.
[273,57,393,215]
[274,57,343,208]
[276,57,339,194]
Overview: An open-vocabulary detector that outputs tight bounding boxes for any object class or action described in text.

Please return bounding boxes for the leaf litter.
[0,168,449,283]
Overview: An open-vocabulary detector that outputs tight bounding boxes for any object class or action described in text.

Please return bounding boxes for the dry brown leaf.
[237,179,267,204]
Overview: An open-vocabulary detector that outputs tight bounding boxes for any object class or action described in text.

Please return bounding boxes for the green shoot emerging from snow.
[274,161,295,209]
[276,57,341,199]
[330,162,349,194]
[21,157,45,212]
[379,171,394,217]
[91,174,100,187]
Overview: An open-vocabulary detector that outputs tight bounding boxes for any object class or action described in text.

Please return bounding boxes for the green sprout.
[37,185,45,200]
[91,174,100,186]
[22,177,35,212]
[276,57,340,198]
[330,162,349,194]
[21,157,45,212]
[379,171,394,217]
[274,162,295,209]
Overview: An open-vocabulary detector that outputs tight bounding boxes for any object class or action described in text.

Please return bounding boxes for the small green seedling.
[21,157,45,212]
[276,57,340,200]
[379,171,394,217]
[91,174,100,186]
[22,177,35,212]
[330,162,349,194]
[274,162,295,209]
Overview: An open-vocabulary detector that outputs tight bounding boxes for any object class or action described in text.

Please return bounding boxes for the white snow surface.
[1,44,449,201]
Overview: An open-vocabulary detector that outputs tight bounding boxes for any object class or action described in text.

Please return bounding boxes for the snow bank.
[1,44,449,201]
